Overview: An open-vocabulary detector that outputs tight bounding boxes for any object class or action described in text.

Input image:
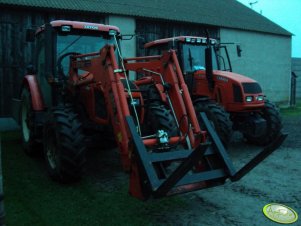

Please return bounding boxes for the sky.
[236,0,301,58]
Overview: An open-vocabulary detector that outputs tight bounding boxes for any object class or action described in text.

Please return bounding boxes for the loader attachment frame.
[121,50,287,200]
[126,111,287,199]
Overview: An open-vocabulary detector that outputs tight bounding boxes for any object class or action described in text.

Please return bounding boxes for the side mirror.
[236,44,242,57]
[26,29,35,42]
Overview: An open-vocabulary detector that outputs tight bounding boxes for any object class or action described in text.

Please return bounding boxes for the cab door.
[34,25,55,108]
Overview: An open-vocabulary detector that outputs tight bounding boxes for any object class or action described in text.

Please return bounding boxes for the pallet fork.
[127,113,287,199]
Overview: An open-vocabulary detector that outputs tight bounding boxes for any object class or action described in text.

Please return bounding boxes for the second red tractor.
[145,36,283,147]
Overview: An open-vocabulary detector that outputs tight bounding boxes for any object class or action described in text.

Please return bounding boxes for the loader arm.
[124,50,202,147]
[70,44,133,170]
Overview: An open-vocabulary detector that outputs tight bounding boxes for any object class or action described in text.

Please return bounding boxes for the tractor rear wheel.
[20,87,41,155]
[43,106,86,182]
[243,100,282,146]
[144,104,178,137]
[194,100,233,147]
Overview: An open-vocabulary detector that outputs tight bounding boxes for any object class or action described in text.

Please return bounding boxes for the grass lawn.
[280,99,301,116]
[0,132,187,226]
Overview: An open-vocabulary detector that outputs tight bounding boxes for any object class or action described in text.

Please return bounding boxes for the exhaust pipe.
[205,30,214,91]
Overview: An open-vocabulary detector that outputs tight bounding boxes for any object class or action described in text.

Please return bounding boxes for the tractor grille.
[242,82,262,94]
[232,84,243,102]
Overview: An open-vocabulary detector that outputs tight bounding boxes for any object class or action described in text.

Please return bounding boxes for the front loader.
[13,20,287,200]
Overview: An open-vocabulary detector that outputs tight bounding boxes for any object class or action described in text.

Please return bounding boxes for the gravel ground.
[167,115,301,226]
[84,115,301,226]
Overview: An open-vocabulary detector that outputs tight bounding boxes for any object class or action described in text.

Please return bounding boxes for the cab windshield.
[182,44,218,73]
[56,33,117,74]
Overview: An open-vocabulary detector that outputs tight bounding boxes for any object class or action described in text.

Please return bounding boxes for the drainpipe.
[0,136,4,226]
[290,72,297,106]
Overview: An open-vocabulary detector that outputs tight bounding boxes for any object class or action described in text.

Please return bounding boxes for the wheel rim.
[45,129,58,170]
[21,100,30,142]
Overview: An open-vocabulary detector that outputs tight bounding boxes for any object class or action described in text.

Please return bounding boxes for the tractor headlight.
[61,25,71,32]
[109,30,117,36]
[256,95,264,101]
[185,37,191,42]
[245,96,253,102]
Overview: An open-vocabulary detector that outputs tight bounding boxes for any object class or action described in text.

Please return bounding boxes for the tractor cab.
[26,20,121,107]
[144,36,284,149]
[145,36,232,74]
[144,36,265,112]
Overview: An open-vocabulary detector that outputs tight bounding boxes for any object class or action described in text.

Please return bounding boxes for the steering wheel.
[57,52,81,79]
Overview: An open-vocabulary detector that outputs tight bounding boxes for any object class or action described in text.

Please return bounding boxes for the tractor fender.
[22,75,45,111]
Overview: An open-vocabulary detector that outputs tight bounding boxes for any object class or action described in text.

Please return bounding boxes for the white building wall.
[220,28,291,103]
[106,15,136,58]
[105,15,136,79]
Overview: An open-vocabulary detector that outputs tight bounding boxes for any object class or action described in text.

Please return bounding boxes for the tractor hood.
[194,70,258,84]
[213,70,258,83]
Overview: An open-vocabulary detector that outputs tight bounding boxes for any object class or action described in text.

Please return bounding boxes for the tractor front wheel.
[243,100,282,146]
[20,87,41,155]
[194,100,233,147]
[43,106,86,182]
[144,104,178,137]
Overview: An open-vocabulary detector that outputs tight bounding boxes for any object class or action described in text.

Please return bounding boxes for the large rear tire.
[194,100,233,147]
[243,100,282,146]
[20,87,41,156]
[43,106,86,183]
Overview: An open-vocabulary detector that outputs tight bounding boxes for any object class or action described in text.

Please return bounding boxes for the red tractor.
[13,21,286,200]
[144,36,283,147]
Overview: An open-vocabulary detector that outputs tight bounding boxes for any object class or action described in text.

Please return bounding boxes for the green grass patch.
[280,101,301,116]
[0,131,188,226]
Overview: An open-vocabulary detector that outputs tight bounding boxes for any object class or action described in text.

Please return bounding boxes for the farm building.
[0,0,292,116]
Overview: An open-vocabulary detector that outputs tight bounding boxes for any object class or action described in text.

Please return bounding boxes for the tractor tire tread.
[244,100,282,146]
[146,104,178,137]
[44,105,86,183]
[20,87,42,156]
[194,100,233,147]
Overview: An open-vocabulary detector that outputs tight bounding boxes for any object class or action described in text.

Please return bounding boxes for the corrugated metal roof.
[0,0,292,36]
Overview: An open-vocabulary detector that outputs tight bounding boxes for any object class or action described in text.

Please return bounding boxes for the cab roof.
[36,20,120,34]
[144,36,217,48]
